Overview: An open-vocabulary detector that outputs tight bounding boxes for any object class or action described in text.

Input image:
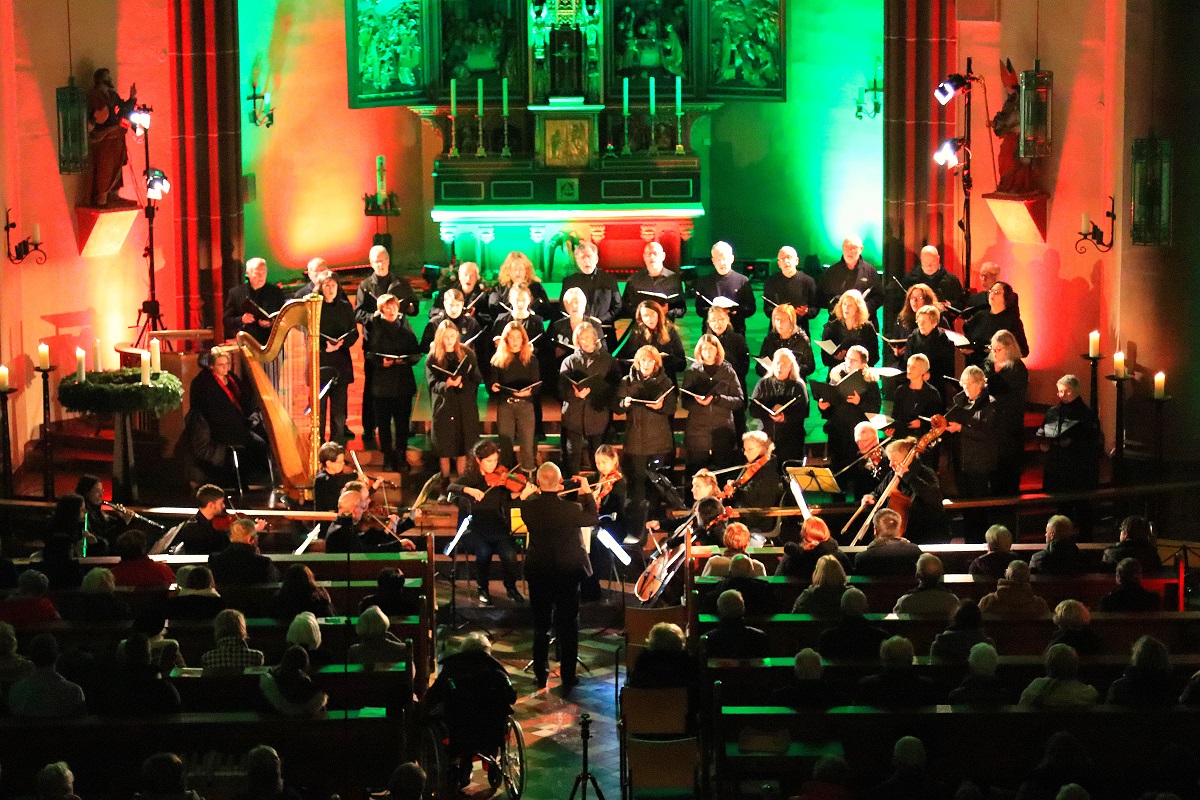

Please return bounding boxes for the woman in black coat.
[425,320,483,478]
[622,301,686,383]
[756,303,816,379]
[964,281,1029,368]
[317,274,359,444]
[946,365,1000,539]
[558,323,616,477]
[750,348,810,465]
[983,329,1029,496]
[817,346,882,472]
[682,334,744,474]
[488,322,541,475]
[365,294,421,472]
[820,289,879,369]
[618,346,678,542]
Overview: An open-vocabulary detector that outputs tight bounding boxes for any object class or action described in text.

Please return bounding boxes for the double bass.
[848,416,947,546]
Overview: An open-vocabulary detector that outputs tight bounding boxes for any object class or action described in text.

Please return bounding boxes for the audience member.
[58,567,133,622]
[267,564,335,620]
[258,645,328,718]
[947,642,1012,706]
[36,762,78,800]
[136,752,200,800]
[1055,786,1090,800]
[387,762,428,800]
[7,633,86,717]
[283,611,324,666]
[132,609,184,672]
[98,632,182,716]
[776,517,849,578]
[165,566,225,620]
[704,589,769,658]
[34,533,84,589]
[1030,516,1091,575]
[1050,600,1102,656]
[348,605,409,666]
[701,523,766,577]
[202,609,266,674]
[209,518,279,586]
[893,554,959,618]
[627,622,698,689]
[711,555,775,614]
[853,509,921,577]
[771,648,847,709]
[358,567,422,617]
[930,600,993,662]
[864,735,951,800]
[968,525,1021,578]
[1102,515,1161,575]
[0,621,34,684]
[793,755,853,800]
[1015,731,1097,800]
[1019,644,1098,708]
[1107,635,1176,706]
[0,570,61,624]
[818,588,890,661]
[232,745,304,800]
[978,560,1051,618]
[855,636,938,707]
[1099,558,1162,612]
[791,555,848,616]
[110,530,177,588]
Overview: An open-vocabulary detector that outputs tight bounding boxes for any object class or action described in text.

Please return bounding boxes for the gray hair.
[968,642,999,677]
[716,589,746,620]
[985,525,1013,552]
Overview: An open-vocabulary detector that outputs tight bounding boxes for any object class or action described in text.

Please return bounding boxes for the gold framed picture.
[544,118,591,167]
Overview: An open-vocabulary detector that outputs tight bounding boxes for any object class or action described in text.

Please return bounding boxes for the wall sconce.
[1131,136,1171,245]
[5,209,46,264]
[246,82,274,128]
[855,58,883,120]
[1076,196,1115,253]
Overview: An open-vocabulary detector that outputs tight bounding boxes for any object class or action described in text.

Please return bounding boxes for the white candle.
[477,78,484,116]
[675,75,682,115]
[1081,212,1091,235]
[622,78,629,117]
[0,366,8,392]
[92,339,102,371]
[375,156,386,201]
[75,348,86,382]
[36,343,49,371]
[1154,371,1166,400]
[149,338,161,374]
[1088,331,1099,358]
[1113,351,1126,378]
[502,78,509,117]
[450,79,457,116]
[31,224,41,245]
[140,351,151,385]
[648,76,656,116]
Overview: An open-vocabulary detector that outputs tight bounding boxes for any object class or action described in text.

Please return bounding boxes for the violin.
[847,415,948,546]
[721,454,770,499]
[483,465,529,493]
[594,469,622,504]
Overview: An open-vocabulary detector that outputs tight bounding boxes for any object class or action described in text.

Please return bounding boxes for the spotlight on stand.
[935,73,971,105]
[933,138,968,169]
[129,104,152,135]
[146,169,171,200]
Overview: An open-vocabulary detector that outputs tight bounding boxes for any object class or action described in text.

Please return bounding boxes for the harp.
[236,294,323,503]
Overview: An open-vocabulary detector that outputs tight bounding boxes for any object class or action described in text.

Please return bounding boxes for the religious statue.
[991,58,1041,194]
[85,68,136,207]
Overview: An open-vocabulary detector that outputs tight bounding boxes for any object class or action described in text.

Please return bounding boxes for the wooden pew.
[169,660,413,713]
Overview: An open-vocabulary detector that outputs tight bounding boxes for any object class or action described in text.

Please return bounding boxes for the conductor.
[518,463,597,692]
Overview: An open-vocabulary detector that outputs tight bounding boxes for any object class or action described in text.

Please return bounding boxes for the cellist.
[722,431,781,538]
[861,437,949,543]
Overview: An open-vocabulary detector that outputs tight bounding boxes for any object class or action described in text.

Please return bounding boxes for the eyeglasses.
[988,287,1004,295]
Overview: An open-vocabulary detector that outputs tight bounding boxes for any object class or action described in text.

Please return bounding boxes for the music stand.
[440,514,490,651]
[786,466,841,494]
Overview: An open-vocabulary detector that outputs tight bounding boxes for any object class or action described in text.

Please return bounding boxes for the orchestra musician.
[617,346,678,544]
[861,438,950,543]
[724,432,782,538]
[682,334,744,474]
[842,421,886,499]
[818,235,882,321]
[749,349,809,465]
[187,347,270,481]
[756,303,816,379]
[560,242,622,349]
[688,496,730,548]
[821,290,880,369]
[425,320,483,479]
[622,301,686,383]
[983,329,1030,496]
[357,246,420,451]
[450,440,525,605]
[582,444,628,597]
[945,365,999,539]
[365,294,421,472]
[490,251,550,320]
[488,322,541,476]
[421,288,482,351]
[317,272,359,445]
[223,258,285,346]
[818,345,882,472]
[695,241,756,333]
[313,442,356,513]
[621,241,687,320]
[75,474,133,551]
[324,490,417,553]
[904,305,956,399]
[890,353,943,437]
[558,323,617,477]
[690,469,722,503]
[763,246,819,333]
[963,281,1029,368]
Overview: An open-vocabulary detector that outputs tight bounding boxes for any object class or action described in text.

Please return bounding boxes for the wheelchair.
[417,713,525,799]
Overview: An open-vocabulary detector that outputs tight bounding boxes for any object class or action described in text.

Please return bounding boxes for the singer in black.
[623,301,686,383]
[365,294,421,472]
[763,246,819,331]
[618,346,678,543]
[421,288,482,350]
[518,463,596,690]
[357,246,419,450]
[681,334,744,474]
[749,349,809,465]
[450,440,524,605]
[695,241,756,333]
[426,321,484,478]
[757,303,816,379]
[317,273,359,444]
[621,241,687,320]
[558,323,617,477]
[223,258,286,346]
[488,322,541,475]
[561,241,622,348]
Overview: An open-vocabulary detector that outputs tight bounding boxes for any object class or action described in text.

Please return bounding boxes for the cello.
[634,504,731,604]
[849,416,947,546]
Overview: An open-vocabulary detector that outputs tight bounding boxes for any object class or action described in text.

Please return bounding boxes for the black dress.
[1040,397,1101,492]
[964,306,1029,367]
[425,350,483,459]
[317,296,359,443]
[681,362,743,469]
[749,377,809,464]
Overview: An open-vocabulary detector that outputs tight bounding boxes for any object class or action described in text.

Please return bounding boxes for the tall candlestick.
[149,338,161,374]
[375,155,386,202]
[477,78,484,115]
[648,76,656,116]
[92,339,102,371]
[1113,351,1126,378]
[1088,330,1099,358]
[140,351,151,385]
[450,79,457,116]
[0,366,8,392]
[502,78,509,117]
[675,75,682,114]
[36,343,49,371]
[75,348,86,382]
[1154,371,1166,400]
[622,78,629,117]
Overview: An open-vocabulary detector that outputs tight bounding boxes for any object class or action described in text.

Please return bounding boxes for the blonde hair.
[706,305,731,328]
[771,303,798,336]
[907,353,930,373]
[572,320,600,350]
[693,333,725,364]
[771,348,800,381]
[491,321,534,368]
[646,622,686,652]
[691,470,720,497]
[990,329,1020,367]
[82,567,116,593]
[429,319,467,364]
[632,345,663,373]
[812,554,847,588]
[741,430,774,457]
[834,290,870,330]
[498,251,539,287]
[561,287,587,315]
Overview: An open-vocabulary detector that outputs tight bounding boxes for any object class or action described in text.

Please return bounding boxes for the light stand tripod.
[131,106,168,348]
[566,713,605,800]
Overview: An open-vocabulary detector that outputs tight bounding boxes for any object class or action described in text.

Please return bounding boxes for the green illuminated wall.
[697,0,884,266]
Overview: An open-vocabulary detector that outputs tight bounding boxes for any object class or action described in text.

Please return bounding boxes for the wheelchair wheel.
[416,721,448,799]
[497,716,526,799]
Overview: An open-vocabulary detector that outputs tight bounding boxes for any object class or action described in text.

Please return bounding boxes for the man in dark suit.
[694,241,756,333]
[1099,559,1162,612]
[209,517,278,586]
[356,245,419,450]
[1030,515,1093,576]
[853,509,922,577]
[518,464,597,691]
[703,589,769,659]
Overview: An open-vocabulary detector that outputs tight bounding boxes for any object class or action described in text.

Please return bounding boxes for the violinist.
[724,432,782,537]
[617,346,678,544]
[558,324,617,477]
[489,322,541,476]
[749,348,809,465]
[686,496,730,548]
[325,490,417,553]
[682,334,744,474]
[842,421,886,499]
[426,320,484,479]
[313,442,357,513]
[690,469,722,503]
[449,440,524,605]
[861,437,949,543]
[341,479,418,551]
[591,444,628,533]
[818,344,882,472]
[176,484,264,556]
[890,353,943,437]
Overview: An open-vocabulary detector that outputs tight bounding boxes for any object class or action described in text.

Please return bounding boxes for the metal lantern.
[56,76,88,174]
[1018,65,1053,158]
[1131,136,1172,246]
